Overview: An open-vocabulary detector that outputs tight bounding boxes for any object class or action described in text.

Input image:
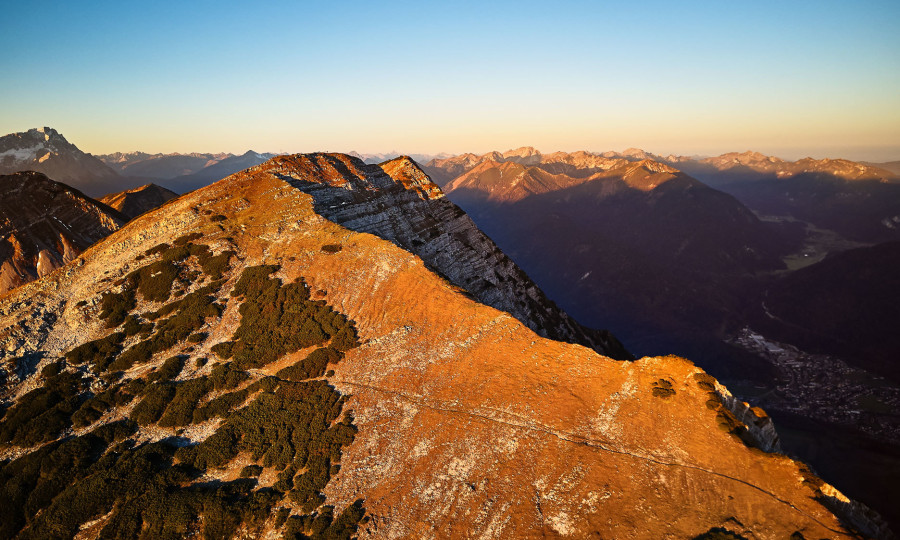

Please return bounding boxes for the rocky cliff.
[260,153,629,360]
[0,171,125,296]
[0,156,884,539]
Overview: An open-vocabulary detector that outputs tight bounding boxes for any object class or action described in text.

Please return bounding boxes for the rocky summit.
[99,183,179,220]
[0,154,888,539]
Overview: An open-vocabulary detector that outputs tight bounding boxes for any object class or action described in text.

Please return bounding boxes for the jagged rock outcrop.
[0,157,883,538]
[99,183,179,219]
[0,171,125,296]
[258,152,630,359]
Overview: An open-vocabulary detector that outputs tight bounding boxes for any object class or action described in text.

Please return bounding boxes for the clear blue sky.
[2,0,898,160]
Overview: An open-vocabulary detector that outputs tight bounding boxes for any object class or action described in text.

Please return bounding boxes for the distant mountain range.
[0,127,274,196]
[97,151,232,178]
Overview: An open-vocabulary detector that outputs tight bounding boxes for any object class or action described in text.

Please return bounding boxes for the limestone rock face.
[0,156,885,539]
[260,153,630,360]
[0,171,125,296]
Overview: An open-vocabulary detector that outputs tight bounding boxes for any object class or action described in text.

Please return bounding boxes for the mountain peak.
[502,146,541,158]
[0,127,119,191]
[378,155,445,200]
[629,158,680,175]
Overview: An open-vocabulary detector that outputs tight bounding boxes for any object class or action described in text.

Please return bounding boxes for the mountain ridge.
[0,171,125,296]
[0,154,883,538]
[257,153,629,359]
[98,183,179,219]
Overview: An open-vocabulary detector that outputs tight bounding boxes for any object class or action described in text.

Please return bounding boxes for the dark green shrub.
[330,324,359,352]
[0,370,85,445]
[174,232,203,246]
[195,357,208,368]
[240,464,263,478]
[148,356,185,383]
[693,528,749,540]
[226,266,358,369]
[112,289,222,371]
[192,388,249,423]
[146,243,170,256]
[320,244,342,253]
[71,385,135,428]
[65,332,125,372]
[110,339,154,371]
[158,378,210,427]
[275,508,291,528]
[694,372,717,391]
[200,250,235,280]
[651,379,675,398]
[210,214,227,222]
[131,383,177,425]
[99,289,136,328]
[160,243,192,262]
[209,363,248,390]
[211,341,235,359]
[276,347,342,381]
[127,260,179,302]
[188,332,208,343]
[122,314,153,337]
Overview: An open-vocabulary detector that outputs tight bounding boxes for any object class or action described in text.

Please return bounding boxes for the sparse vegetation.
[188,332,208,343]
[99,289,136,327]
[277,347,343,381]
[651,379,676,398]
[240,464,263,477]
[66,332,125,372]
[227,265,359,369]
[0,368,85,445]
[201,250,235,280]
[112,287,222,371]
[148,355,185,383]
[0,259,366,539]
[131,382,177,425]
